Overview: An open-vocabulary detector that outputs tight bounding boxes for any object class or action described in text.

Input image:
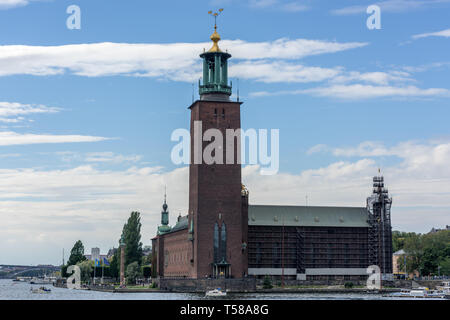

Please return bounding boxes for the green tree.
[109,253,119,279]
[404,233,424,274]
[142,253,152,266]
[77,260,93,283]
[126,261,141,285]
[121,211,143,267]
[439,257,450,275]
[263,275,273,289]
[401,230,450,276]
[142,265,151,279]
[67,240,87,266]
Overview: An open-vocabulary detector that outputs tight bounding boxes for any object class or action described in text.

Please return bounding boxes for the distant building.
[143,245,152,257]
[429,225,450,234]
[392,249,419,278]
[84,247,107,262]
[393,249,406,276]
[106,248,117,259]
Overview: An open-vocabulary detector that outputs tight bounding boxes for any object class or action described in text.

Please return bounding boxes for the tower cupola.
[199,9,232,100]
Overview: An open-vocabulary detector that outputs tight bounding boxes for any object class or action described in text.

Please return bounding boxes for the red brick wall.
[161,229,192,278]
[189,100,247,278]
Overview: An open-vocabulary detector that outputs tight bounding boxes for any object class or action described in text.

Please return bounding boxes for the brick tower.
[187,15,248,279]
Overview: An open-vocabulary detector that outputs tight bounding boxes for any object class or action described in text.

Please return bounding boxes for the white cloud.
[231,61,340,83]
[85,152,142,164]
[303,84,450,99]
[0,131,110,146]
[0,101,60,123]
[331,0,450,15]
[248,0,308,11]
[0,0,28,9]
[0,39,367,81]
[307,139,450,177]
[252,84,450,99]
[3,137,450,263]
[0,153,20,159]
[330,71,412,86]
[249,0,278,8]
[412,28,450,39]
[0,165,189,264]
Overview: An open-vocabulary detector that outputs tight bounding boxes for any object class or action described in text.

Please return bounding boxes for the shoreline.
[77,286,399,294]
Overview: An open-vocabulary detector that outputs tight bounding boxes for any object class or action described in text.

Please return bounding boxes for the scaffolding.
[367,175,393,277]
[248,225,369,278]
[296,227,305,274]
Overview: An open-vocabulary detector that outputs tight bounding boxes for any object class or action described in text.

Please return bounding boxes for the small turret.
[157,188,171,235]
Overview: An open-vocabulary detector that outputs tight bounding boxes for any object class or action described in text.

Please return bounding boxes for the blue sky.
[1,0,450,265]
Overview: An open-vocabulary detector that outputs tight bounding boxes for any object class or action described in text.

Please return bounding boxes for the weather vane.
[208,8,224,30]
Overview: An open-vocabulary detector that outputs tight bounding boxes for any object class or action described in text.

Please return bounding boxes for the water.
[0,279,439,300]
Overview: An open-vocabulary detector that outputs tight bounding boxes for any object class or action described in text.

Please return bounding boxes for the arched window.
[220,223,227,262]
[213,223,219,263]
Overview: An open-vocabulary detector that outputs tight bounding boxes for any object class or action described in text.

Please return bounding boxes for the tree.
[121,211,143,267]
[126,261,141,285]
[67,240,87,266]
[440,257,450,276]
[109,253,119,280]
[401,230,450,276]
[392,231,418,252]
[142,266,151,279]
[142,254,152,266]
[77,260,93,283]
[263,275,273,289]
[404,233,424,274]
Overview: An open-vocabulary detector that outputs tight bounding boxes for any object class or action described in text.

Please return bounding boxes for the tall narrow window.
[220,223,227,261]
[213,223,219,263]
[221,108,225,119]
[256,242,262,265]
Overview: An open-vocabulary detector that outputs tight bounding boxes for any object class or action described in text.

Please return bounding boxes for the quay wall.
[159,278,256,292]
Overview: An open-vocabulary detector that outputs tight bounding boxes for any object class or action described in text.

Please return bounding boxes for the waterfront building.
[84,247,107,262]
[151,19,393,283]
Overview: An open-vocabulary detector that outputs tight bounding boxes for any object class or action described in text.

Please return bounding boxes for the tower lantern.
[199,9,232,100]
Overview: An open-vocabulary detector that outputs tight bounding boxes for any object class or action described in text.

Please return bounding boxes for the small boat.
[30,286,51,294]
[205,288,227,297]
[386,287,446,299]
[409,287,429,297]
[29,276,55,285]
[436,281,450,293]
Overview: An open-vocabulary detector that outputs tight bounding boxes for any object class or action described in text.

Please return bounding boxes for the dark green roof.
[248,205,369,227]
[168,215,189,233]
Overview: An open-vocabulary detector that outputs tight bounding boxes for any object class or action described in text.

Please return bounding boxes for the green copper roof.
[167,215,188,234]
[248,205,369,228]
[157,225,171,235]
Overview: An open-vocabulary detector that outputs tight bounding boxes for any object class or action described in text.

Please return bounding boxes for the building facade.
[151,23,393,282]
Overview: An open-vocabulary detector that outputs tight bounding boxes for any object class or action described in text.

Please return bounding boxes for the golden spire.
[207,8,224,53]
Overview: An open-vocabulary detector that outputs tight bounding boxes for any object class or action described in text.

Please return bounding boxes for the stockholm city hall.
[152,12,393,285]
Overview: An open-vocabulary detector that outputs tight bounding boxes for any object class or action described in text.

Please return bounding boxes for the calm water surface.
[0,279,437,300]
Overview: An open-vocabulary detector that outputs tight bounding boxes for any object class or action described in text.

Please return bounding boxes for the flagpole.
[102,259,104,284]
[93,260,96,285]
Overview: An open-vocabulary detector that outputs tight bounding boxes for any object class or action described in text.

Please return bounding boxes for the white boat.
[29,276,56,285]
[387,287,433,298]
[409,287,428,297]
[205,288,227,297]
[30,286,51,294]
[436,281,450,293]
